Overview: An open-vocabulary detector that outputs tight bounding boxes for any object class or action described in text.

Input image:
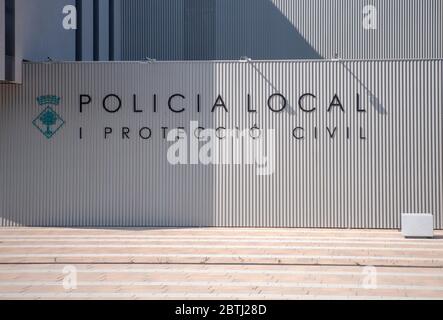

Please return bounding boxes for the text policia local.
[78,92,369,141]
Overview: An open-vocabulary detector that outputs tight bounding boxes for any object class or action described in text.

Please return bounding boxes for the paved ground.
[0,227,442,300]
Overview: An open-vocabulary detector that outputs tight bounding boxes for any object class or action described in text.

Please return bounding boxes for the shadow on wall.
[214,0,322,60]
[121,0,323,61]
[0,63,217,228]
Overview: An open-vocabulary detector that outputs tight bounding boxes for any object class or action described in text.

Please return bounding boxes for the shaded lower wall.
[0,60,442,228]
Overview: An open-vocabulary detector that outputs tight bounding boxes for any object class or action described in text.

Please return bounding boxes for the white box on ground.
[401,213,434,238]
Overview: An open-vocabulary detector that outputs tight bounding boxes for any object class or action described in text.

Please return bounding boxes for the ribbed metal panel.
[261,0,443,60]
[184,0,216,60]
[0,60,441,228]
[212,60,442,228]
[119,0,443,61]
[120,0,185,61]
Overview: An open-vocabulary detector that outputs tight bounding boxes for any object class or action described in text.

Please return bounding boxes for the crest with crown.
[33,95,65,139]
[37,95,61,106]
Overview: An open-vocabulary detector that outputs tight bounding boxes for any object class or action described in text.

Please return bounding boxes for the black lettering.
[133,94,142,113]
[268,93,287,112]
[104,127,112,139]
[360,127,366,140]
[212,95,228,112]
[327,94,345,112]
[103,94,122,113]
[247,94,256,113]
[326,127,337,138]
[298,93,317,112]
[292,127,304,139]
[176,127,185,140]
[122,127,130,139]
[356,93,366,112]
[216,127,226,139]
[153,94,157,113]
[161,127,168,139]
[194,127,205,139]
[168,94,185,113]
[80,94,91,113]
[139,127,152,140]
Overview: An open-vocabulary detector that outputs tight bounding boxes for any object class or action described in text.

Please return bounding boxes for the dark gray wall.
[0,0,5,80]
[120,0,185,61]
[184,0,215,60]
[120,0,443,61]
[1,0,22,83]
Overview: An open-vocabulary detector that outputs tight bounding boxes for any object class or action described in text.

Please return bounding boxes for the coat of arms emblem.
[32,95,65,139]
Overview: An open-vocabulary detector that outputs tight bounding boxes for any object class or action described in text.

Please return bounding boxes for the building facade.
[1,0,442,76]
[0,60,442,228]
[0,1,442,228]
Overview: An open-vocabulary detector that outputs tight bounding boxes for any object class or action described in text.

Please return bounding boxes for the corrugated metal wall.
[0,60,442,228]
[184,0,216,60]
[120,0,185,60]
[212,60,442,228]
[119,0,443,61]
[279,0,443,60]
[215,0,443,60]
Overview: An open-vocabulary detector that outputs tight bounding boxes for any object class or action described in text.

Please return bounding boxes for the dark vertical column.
[75,0,82,61]
[109,0,115,60]
[4,0,15,80]
[5,0,15,57]
[184,0,216,60]
[93,0,99,61]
